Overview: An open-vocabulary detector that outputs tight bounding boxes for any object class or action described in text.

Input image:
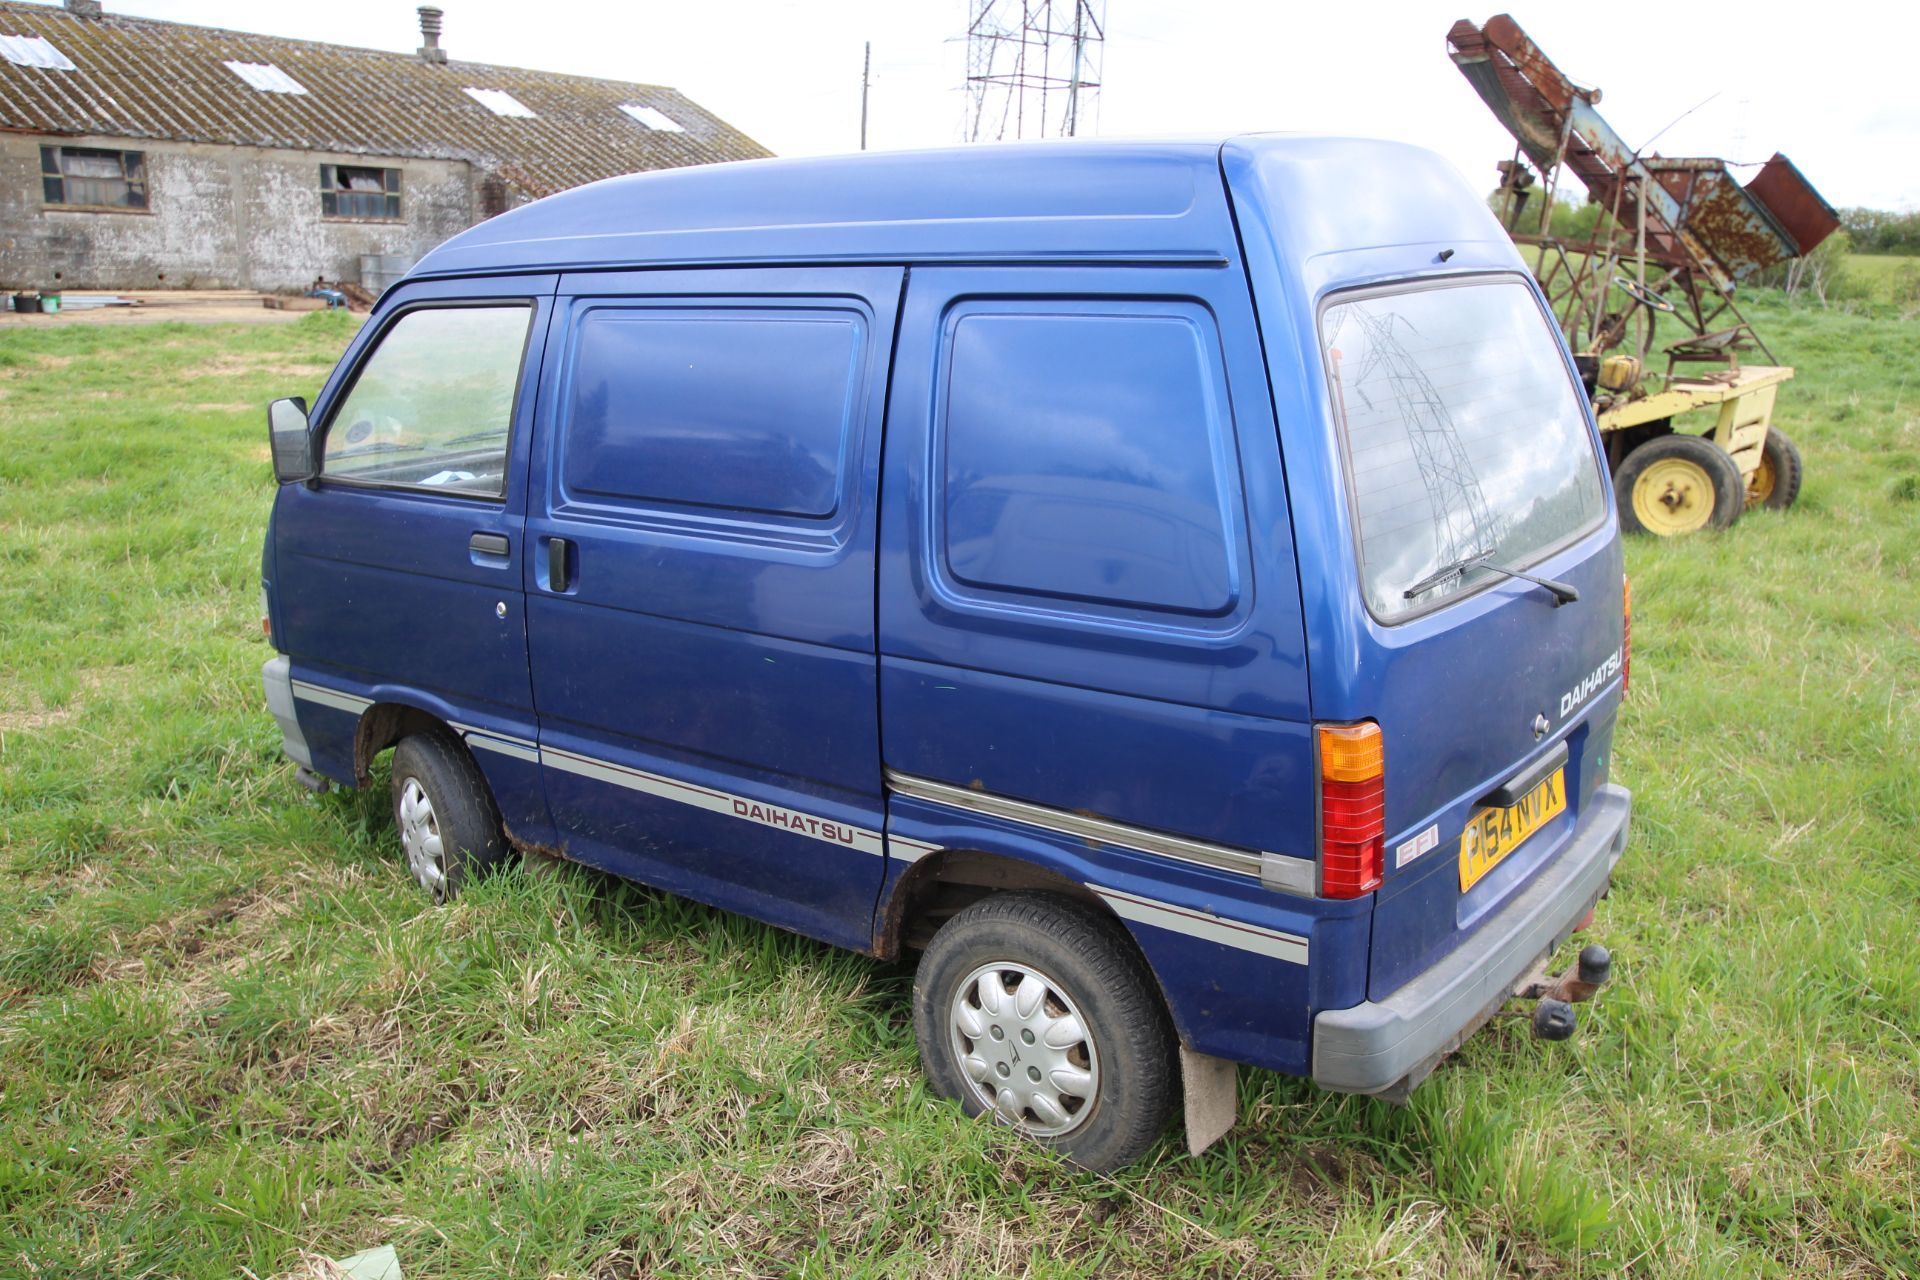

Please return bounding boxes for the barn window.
[321,164,402,220]
[41,146,148,210]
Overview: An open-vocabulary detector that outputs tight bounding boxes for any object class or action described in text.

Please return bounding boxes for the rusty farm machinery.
[1448,14,1839,534]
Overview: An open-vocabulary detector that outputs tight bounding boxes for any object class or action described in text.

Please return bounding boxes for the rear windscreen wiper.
[1403,549,1579,607]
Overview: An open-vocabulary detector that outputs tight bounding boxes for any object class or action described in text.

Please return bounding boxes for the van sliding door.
[524,266,903,951]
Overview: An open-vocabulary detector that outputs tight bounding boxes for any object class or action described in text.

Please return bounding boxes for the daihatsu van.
[260,136,1630,1172]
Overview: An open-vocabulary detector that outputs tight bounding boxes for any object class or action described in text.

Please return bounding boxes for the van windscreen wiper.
[1403,549,1579,607]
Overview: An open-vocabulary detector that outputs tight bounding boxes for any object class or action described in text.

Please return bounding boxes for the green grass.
[1840,254,1920,310]
[1,300,1916,1278]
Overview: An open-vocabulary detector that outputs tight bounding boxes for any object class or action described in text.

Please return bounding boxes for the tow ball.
[1509,944,1612,1042]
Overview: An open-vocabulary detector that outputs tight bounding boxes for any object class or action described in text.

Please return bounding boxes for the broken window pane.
[320,164,402,220]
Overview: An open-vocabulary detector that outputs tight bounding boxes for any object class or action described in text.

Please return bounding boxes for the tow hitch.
[1510,943,1612,1041]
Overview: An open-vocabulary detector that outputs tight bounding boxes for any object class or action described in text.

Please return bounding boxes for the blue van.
[259,136,1630,1172]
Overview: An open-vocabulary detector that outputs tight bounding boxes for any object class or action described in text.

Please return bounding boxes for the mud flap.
[1180,1046,1237,1156]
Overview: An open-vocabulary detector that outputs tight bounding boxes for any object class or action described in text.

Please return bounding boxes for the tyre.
[1746,427,1803,510]
[1615,433,1745,536]
[912,892,1175,1172]
[389,728,511,902]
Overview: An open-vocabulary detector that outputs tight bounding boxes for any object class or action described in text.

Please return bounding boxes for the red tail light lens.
[1621,574,1631,696]
[1319,722,1384,899]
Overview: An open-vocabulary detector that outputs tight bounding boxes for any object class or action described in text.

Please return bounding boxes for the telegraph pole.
[860,41,871,150]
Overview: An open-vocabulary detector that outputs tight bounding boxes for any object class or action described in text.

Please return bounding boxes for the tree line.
[1836,208,1920,256]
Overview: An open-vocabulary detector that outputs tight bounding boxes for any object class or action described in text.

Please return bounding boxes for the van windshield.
[1321,278,1607,622]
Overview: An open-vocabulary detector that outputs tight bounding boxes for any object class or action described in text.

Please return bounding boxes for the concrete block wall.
[0,134,476,291]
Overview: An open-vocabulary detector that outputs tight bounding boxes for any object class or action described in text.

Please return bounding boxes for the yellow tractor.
[1449,15,1837,534]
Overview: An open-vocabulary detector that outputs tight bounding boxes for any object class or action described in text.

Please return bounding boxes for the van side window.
[322,305,532,497]
[939,304,1239,615]
[561,308,863,518]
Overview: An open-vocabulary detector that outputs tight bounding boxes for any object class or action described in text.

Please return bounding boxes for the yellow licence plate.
[1459,767,1567,891]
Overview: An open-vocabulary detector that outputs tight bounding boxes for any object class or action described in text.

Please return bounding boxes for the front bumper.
[1311,783,1630,1097]
[261,654,312,769]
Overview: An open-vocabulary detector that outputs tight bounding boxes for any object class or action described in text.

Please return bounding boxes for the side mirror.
[268,397,314,483]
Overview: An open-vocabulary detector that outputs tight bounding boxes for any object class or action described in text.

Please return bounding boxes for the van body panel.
[882,659,1314,860]
[522,266,903,952]
[271,273,559,839]
[877,262,1313,866]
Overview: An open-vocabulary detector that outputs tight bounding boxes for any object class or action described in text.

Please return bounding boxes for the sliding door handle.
[469,532,510,557]
[548,537,573,593]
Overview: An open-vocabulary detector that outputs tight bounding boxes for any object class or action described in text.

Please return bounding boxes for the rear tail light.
[1319,721,1384,899]
[260,585,272,641]
[1621,574,1631,696]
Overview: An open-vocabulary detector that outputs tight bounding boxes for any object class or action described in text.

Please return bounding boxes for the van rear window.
[1321,278,1606,621]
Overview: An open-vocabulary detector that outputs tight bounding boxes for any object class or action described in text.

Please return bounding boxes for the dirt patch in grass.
[0,666,133,736]
[0,353,76,381]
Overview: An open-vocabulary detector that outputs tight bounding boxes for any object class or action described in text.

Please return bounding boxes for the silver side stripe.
[884,769,1315,895]
[449,720,541,763]
[542,745,887,857]
[1093,884,1309,965]
[289,681,884,857]
[460,733,541,763]
[886,835,942,864]
[291,680,373,715]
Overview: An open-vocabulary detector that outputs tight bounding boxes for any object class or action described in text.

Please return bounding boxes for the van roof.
[410,134,1505,282]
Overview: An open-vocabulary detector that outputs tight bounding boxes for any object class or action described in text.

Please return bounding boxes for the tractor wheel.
[1616,434,1745,536]
[1746,428,1804,510]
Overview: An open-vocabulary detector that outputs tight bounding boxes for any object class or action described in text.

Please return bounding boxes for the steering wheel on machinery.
[1611,274,1678,314]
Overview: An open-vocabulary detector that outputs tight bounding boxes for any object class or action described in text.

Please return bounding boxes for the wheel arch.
[876,844,1193,1045]
[352,700,463,786]
[878,846,1102,957]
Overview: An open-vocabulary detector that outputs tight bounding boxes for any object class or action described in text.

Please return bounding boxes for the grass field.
[1,290,1916,1279]
[1839,255,1920,311]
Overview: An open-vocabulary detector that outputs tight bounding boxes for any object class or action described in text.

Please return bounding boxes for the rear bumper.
[1311,784,1630,1097]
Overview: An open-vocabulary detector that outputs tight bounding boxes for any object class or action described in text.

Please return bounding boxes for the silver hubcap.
[397,777,447,898]
[949,961,1099,1137]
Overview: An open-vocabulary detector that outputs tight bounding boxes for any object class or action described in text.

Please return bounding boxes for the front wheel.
[1615,433,1745,536]
[389,729,511,902]
[912,892,1175,1173]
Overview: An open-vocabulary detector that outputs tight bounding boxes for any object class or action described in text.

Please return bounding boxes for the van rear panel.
[1220,137,1626,1010]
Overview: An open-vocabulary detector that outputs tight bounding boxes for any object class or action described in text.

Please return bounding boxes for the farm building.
[0,1,770,292]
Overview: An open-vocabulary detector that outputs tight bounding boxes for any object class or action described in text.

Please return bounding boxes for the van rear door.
[1314,276,1625,1001]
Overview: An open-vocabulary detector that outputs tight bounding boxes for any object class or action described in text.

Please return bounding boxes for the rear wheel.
[1746,428,1803,510]
[390,729,510,902]
[1616,433,1744,536]
[912,892,1175,1173]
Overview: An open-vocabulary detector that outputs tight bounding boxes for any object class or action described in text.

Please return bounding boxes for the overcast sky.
[21,0,1919,210]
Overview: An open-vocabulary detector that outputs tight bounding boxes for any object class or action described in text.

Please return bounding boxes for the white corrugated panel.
[618,103,685,132]
[0,34,77,71]
[223,60,309,95]
[463,87,536,118]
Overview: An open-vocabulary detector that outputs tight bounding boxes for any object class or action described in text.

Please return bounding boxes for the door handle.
[469,532,510,557]
[548,537,573,592]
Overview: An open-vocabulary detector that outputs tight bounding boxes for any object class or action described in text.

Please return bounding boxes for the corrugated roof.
[0,2,770,197]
